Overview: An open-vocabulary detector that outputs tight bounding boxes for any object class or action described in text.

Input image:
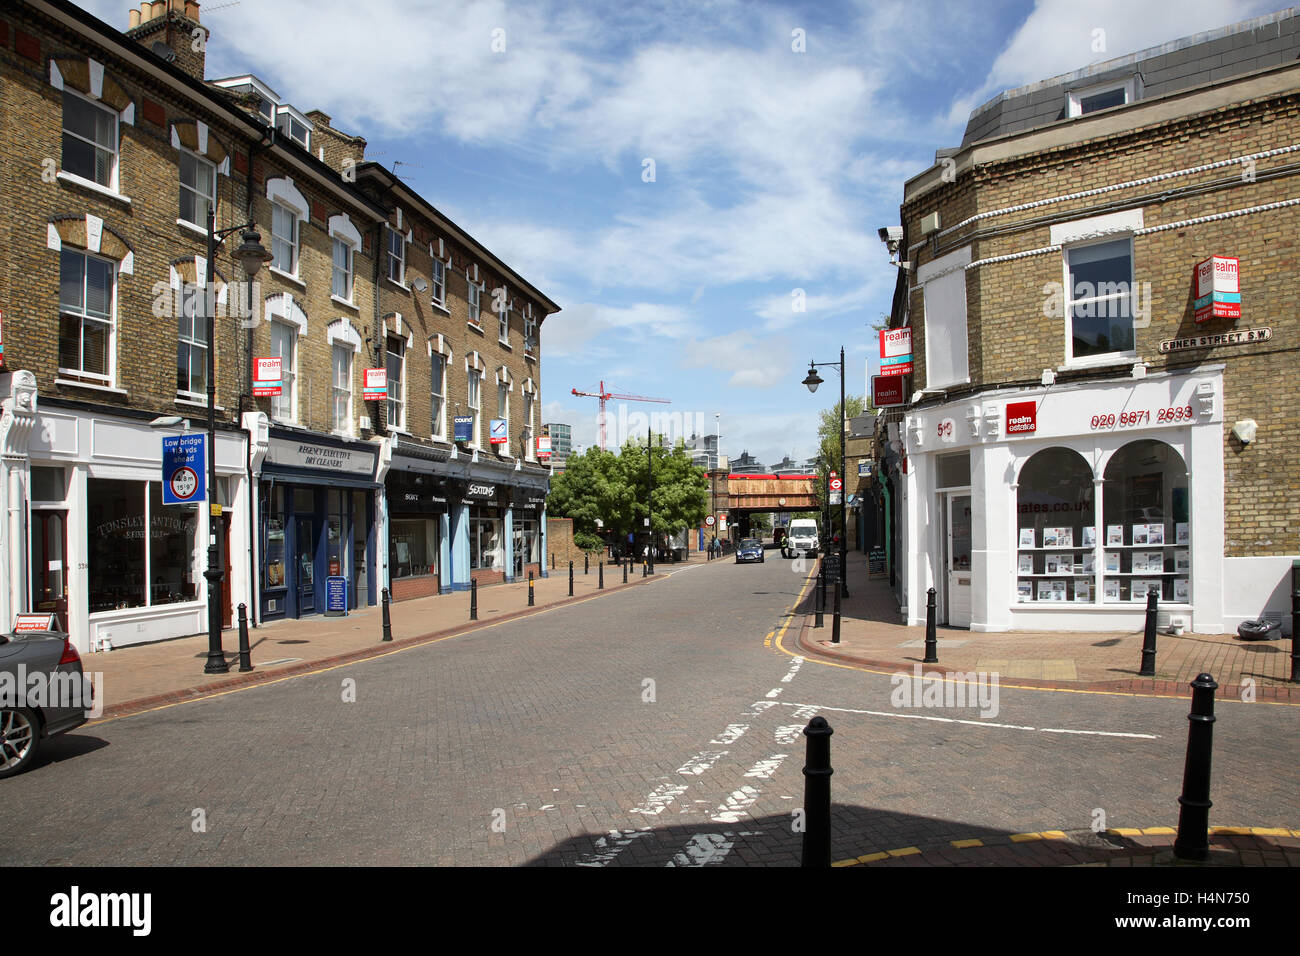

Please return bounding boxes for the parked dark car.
[0,627,90,779]
[735,537,765,563]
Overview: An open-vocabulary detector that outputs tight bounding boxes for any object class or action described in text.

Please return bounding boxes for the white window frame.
[57,248,117,386]
[497,380,510,456]
[1067,76,1139,118]
[431,351,447,441]
[331,343,353,436]
[328,214,362,307]
[269,319,297,423]
[1062,236,1138,368]
[61,88,120,193]
[267,178,308,282]
[468,368,482,448]
[498,295,510,345]
[386,334,407,432]
[523,388,536,461]
[387,227,406,287]
[176,280,206,402]
[178,148,216,230]
[917,245,971,391]
[271,202,299,276]
[467,270,481,324]
[331,237,353,302]
[523,307,537,354]
[431,258,446,307]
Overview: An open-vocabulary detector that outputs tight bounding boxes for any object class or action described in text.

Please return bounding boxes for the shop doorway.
[296,515,316,616]
[30,510,69,628]
[944,493,972,628]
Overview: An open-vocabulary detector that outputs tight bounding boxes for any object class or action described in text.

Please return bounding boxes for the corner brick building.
[0,0,558,653]
[878,10,1299,634]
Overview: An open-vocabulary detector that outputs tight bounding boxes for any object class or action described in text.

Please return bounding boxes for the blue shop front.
[259,430,379,621]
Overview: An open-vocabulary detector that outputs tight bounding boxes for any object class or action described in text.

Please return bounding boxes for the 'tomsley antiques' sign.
[1159,327,1271,353]
[266,437,376,476]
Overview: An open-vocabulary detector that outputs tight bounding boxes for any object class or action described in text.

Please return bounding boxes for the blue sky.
[77,0,1285,465]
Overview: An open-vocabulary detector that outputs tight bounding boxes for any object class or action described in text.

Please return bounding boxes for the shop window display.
[390,518,438,579]
[1015,448,1095,603]
[87,478,197,612]
[1101,439,1190,603]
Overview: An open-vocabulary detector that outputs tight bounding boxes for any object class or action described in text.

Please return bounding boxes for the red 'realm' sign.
[871,374,906,408]
[1006,401,1037,435]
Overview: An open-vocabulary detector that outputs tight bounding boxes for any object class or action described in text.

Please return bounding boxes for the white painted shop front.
[898,366,1248,633]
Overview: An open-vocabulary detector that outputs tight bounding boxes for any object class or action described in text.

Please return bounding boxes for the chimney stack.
[125,0,209,81]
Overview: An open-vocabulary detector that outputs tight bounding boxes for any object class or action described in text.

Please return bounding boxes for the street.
[1,555,1295,866]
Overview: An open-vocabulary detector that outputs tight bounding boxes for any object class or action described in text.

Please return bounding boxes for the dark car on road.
[1,626,90,779]
[735,537,765,563]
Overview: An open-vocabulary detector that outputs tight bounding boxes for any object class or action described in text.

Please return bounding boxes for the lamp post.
[201,206,272,675]
[802,348,849,598]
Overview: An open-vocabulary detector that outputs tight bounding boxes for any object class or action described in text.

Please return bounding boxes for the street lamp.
[201,206,271,674]
[802,349,848,598]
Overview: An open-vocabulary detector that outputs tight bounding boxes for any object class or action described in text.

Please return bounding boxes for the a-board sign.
[868,546,887,578]
[14,612,61,633]
[325,576,348,617]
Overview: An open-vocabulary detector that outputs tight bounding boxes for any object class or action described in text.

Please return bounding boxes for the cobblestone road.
[2,554,1295,866]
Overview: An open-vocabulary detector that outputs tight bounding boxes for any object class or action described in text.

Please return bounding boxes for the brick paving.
[796,550,1298,701]
[84,553,703,718]
[4,548,1293,867]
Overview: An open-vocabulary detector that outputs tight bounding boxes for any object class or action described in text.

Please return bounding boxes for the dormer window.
[275,106,312,149]
[1067,77,1139,118]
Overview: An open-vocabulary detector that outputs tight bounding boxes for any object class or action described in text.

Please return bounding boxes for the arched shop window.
[1016,448,1095,603]
[1102,440,1189,605]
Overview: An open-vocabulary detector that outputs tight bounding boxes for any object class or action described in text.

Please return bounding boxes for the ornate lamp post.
[802,347,849,598]
[201,207,271,674]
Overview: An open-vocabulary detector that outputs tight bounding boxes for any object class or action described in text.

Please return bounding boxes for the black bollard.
[623,558,628,583]
[568,561,574,597]
[1173,673,1219,862]
[598,561,604,590]
[584,553,589,575]
[642,559,647,578]
[923,587,938,663]
[1140,586,1159,676]
[237,603,253,671]
[381,588,393,642]
[528,570,534,606]
[832,576,841,644]
[814,567,824,628]
[801,716,834,868]
[470,578,478,621]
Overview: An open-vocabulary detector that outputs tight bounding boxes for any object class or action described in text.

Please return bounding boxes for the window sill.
[499,339,512,351]
[271,415,299,427]
[385,277,410,293]
[57,171,131,206]
[330,294,359,312]
[175,396,226,411]
[176,218,209,241]
[1059,354,1138,372]
[330,428,356,440]
[268,266,306,290]
[467,321,485,335]
[430,300,450,316]
[55,377,128,396]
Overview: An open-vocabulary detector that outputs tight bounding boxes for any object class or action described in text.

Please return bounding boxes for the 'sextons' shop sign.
[266,437,376,476]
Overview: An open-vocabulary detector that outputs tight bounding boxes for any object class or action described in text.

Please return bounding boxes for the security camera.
[878,225,903,243]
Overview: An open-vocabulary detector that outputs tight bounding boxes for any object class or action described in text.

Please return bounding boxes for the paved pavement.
[4,548,1294,867]
[796,550,1298,701]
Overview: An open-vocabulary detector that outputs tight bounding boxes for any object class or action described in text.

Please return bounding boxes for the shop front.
[384,459,450,602]
[900,367,1226,633]
[258,430,378,621]
[511,486,547,580]
[19,399,251,654]
[463,479,509,586]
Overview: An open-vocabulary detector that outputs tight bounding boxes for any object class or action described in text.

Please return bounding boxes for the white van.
[783,518,819,558]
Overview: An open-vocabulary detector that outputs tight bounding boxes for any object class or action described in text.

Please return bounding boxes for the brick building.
[879,10,1300,635]
[0,0,557,652]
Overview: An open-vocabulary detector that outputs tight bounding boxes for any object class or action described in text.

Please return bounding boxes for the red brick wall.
[390,575,438,602]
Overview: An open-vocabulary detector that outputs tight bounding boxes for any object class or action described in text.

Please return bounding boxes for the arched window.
[1102,440,1189,604]
[1016,448,1095,603]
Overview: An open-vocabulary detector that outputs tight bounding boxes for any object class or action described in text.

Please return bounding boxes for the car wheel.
[0,708,41,780]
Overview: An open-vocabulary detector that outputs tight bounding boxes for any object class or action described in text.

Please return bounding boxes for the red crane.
[571,380,671,450]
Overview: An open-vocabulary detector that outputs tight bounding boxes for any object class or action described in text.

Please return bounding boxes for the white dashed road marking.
[710,724,749,745]
[632,783,690,815]
[778,701,1160,739]
[677,751,728,776]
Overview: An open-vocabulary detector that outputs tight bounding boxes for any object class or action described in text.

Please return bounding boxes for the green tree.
[546,437,708,548]
[814,393,869,526]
